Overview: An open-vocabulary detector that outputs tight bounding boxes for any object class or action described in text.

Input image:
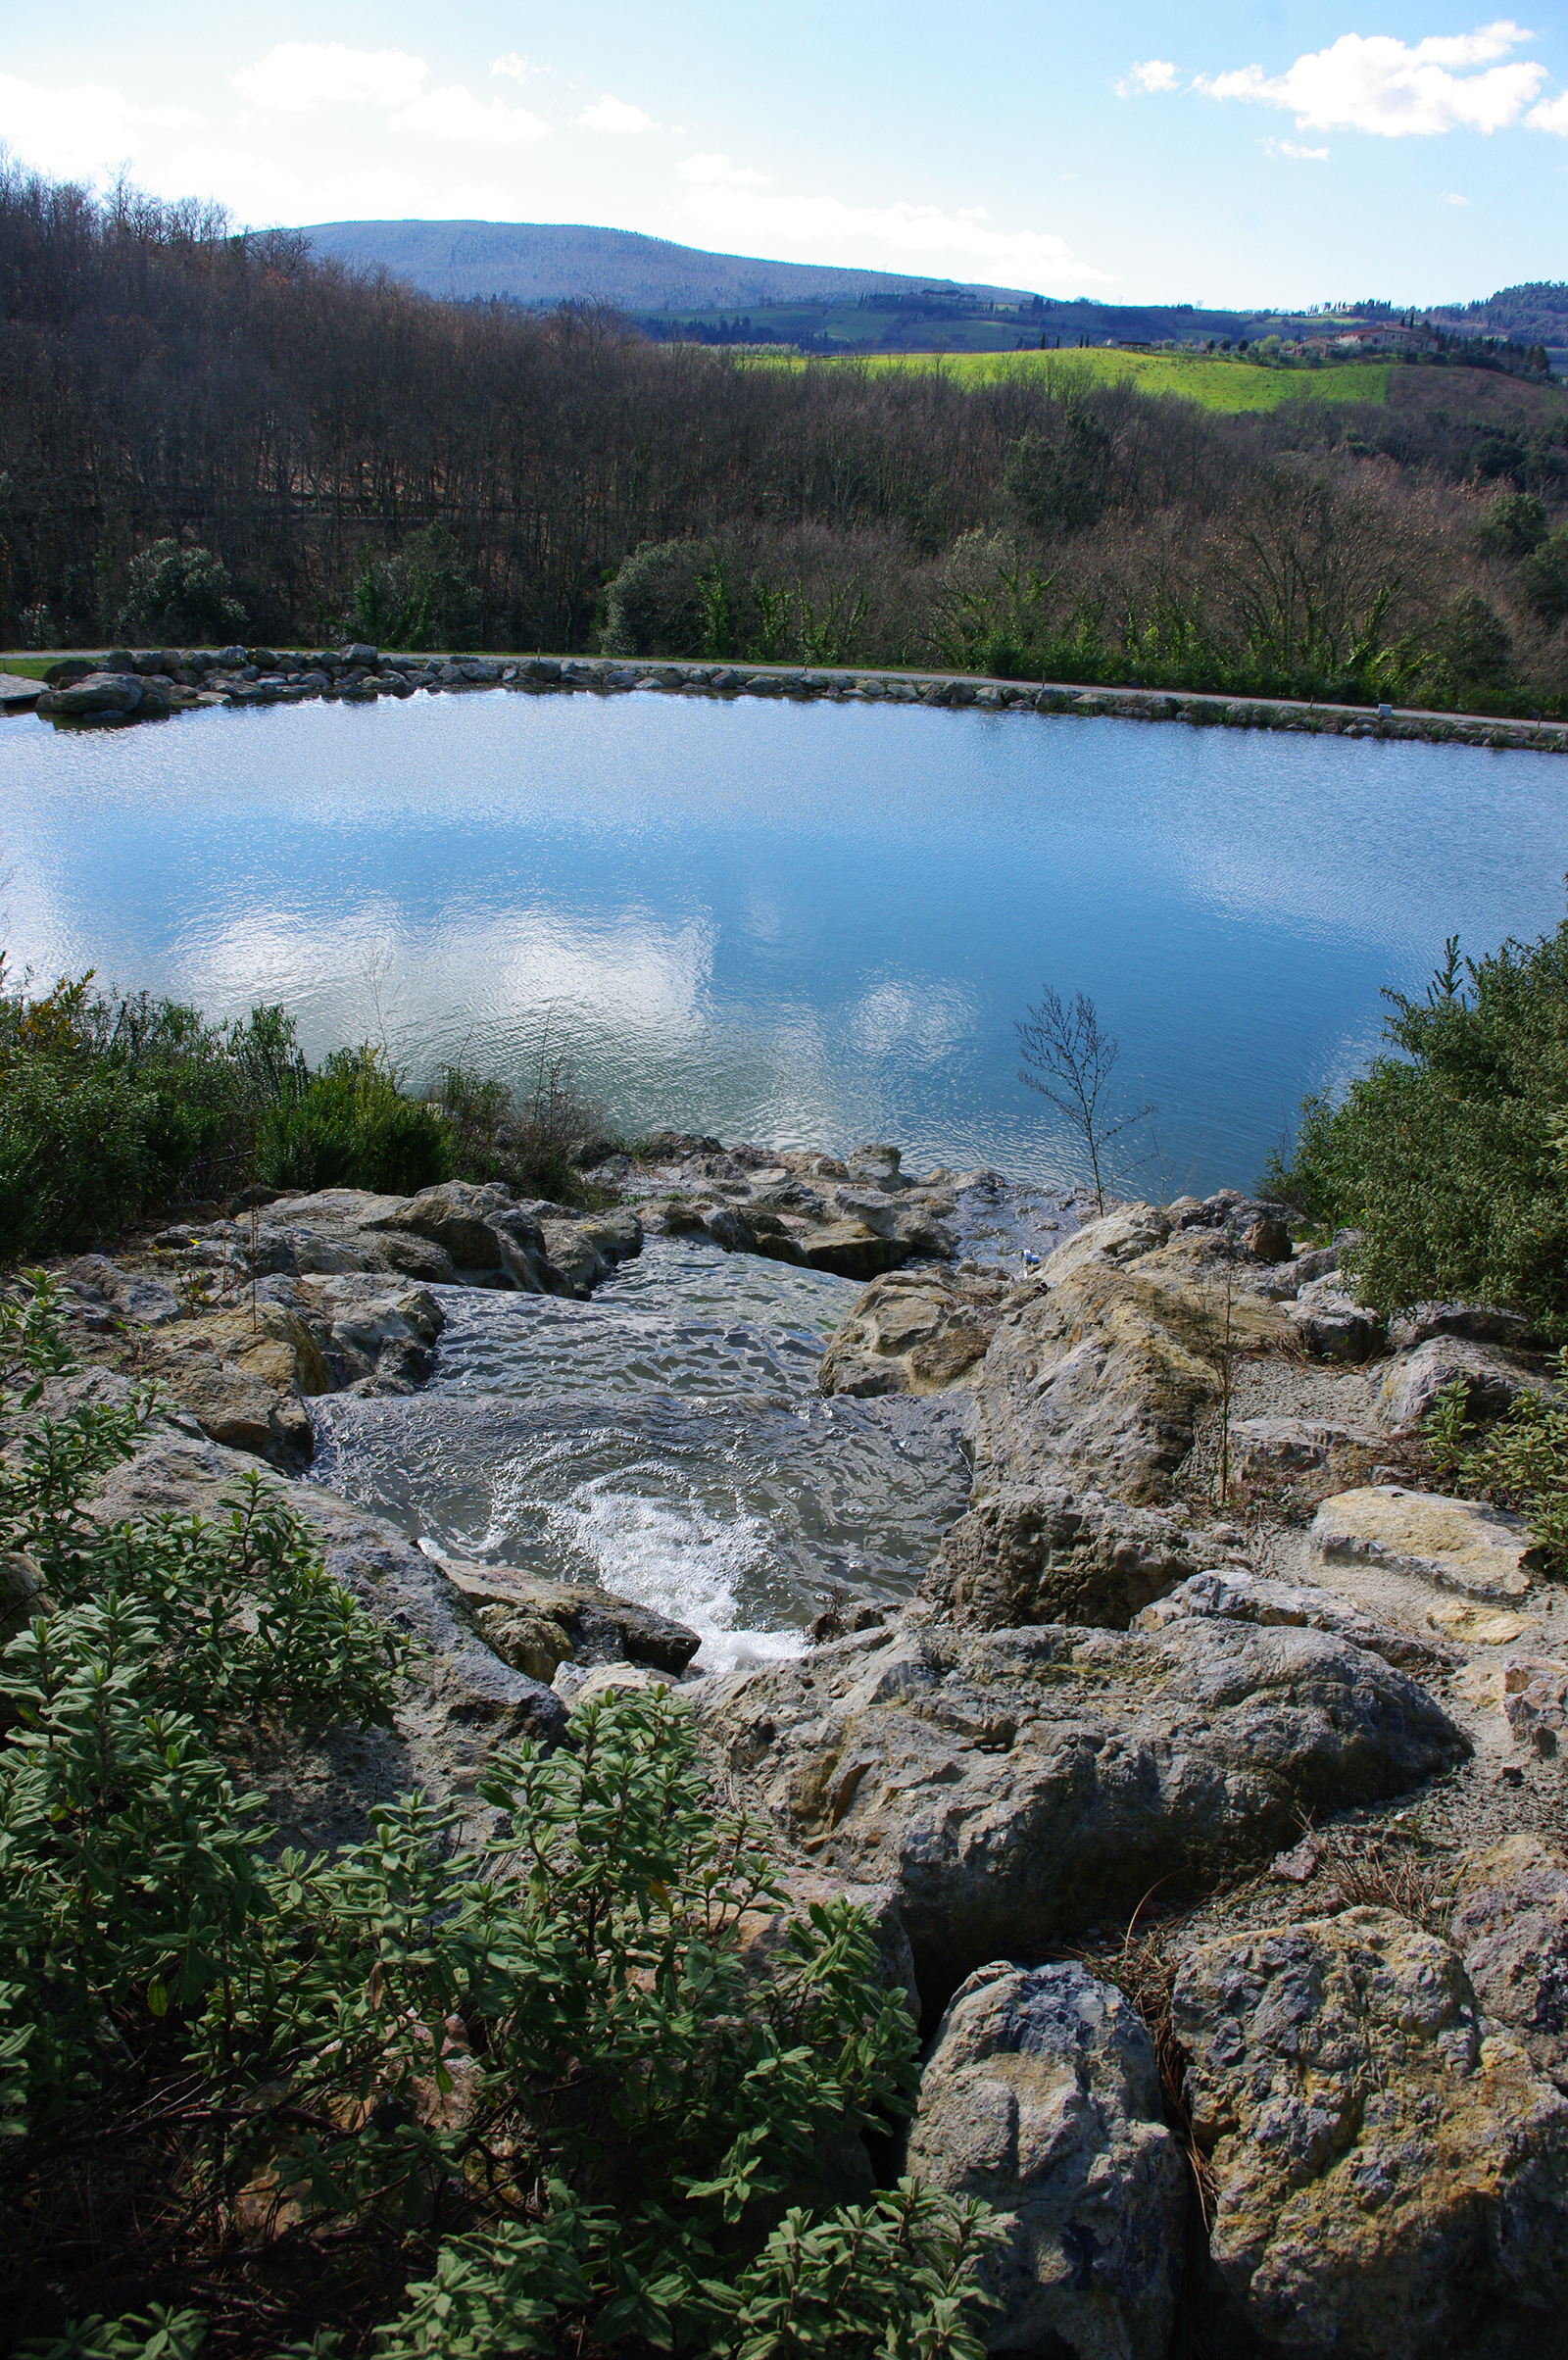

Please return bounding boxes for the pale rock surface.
[1310,1484,1544,1602]
[961,1208,1281,1511]
[1378,1335,1544,1433]
[927,1486,1222,1630]
[1453,1836,1568,2092]
[1132,1566,1449,1673]
[906,1961,1187,2360]
[1229,1415,1383,1494]
[819,1265,1010,1398]
[1173,1907,1568,2359]
[697,1617,1465,1999]
[1287,1276,1387,1362]
[434,1556,702,1675]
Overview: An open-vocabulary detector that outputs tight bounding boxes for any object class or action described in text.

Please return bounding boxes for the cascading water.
[306,1233,975,1673]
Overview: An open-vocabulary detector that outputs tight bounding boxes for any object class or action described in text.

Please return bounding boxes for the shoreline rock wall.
[24,640,1568,755]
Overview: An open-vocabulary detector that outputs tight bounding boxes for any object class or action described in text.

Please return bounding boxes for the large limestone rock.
[1453,1837,1568,2094]
[1133,1566,1450,1675]
[962,1207,1282,1510]
[435,1556,703,1677]
[1229,1415,1383,1496]
[1310,1485,1544,1602]
[906,1961,1187,2360]
[1173,1907,1568,2359]
[818,1266,1009,1398]
[1379,1335,1546,1433]
[927,1486,1222,1630]
[1286,1277,1387,1363]
[697,1618,1466,2001]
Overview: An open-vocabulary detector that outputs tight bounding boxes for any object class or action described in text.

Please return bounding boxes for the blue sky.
[1,5,1564,305]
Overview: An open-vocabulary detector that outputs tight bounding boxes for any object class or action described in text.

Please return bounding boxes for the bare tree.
[1015,986,1152,1213]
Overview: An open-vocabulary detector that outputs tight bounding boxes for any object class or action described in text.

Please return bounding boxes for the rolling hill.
[300,219,1034,311]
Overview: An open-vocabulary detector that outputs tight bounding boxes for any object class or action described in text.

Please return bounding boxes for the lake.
[4,688,1565,1194]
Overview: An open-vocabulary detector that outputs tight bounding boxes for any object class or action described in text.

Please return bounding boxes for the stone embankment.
[19,640,1567,754]
[42,1147,1568,2360]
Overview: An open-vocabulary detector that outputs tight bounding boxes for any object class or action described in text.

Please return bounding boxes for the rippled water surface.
[7,688,1568,1191]
[308,1236,972,1670]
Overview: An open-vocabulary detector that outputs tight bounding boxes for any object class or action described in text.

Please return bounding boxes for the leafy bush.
[1264,916,1568,1338]
[434,1038,611,1205]
[0,967,468,1258]
[0,970,311,1257]
[2,1283,994,2358]
[601,539,714,659]
[1475,491,1548,563]
[348,525,482,653]
[1422,1359,1568,1569]
[115,540,246,647]
[1521,526,1568,625]
[257,1044,452,1196]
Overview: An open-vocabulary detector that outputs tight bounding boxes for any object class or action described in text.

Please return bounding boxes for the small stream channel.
[306,1179,1084,1670]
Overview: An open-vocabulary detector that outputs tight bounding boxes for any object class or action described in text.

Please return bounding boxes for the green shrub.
[601,538,714,658]
[115,540,246,647]
[1265,916,1568,1338]
[1521,526,1568,625]
[1,1282,994,2357]
[1422,1359,1568,1569]
[1475,491,1548,563]
[0,971,311,1257]
[257,1045,452,1195]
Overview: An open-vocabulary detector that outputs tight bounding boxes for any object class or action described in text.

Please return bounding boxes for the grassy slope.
[762,349,1396,412]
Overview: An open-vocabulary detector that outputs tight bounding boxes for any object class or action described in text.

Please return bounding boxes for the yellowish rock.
[1173,1906,1568,2358]
[1310,1485,1543,1601]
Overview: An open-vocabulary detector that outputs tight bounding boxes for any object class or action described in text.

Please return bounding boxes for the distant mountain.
[301,220,1034,311]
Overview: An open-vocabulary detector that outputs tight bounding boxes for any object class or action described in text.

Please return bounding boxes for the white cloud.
[1529,88,1568,131]
[1198,22,1547,136]
[1116,59,1179,96]
[678,151,769,185]
[0,74,202,181]
[1441,188,1471,202]
[491,53,549,84]
[1262,136,1331,159]
[233,43,427,113]
[391,86,548,143]
[680,183,1110,284]
[577,94,656,133]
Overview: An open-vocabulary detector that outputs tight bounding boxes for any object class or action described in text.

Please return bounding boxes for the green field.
[751,348,1395,412]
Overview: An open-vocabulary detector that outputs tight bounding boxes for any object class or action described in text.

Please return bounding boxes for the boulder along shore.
[28,1134,1568,2360]
[13,640,1568,755]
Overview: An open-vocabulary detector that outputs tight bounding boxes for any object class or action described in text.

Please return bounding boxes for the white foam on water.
[478,1447,805,1677]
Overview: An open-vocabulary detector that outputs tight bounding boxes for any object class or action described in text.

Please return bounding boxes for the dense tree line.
[3,160,1567,709]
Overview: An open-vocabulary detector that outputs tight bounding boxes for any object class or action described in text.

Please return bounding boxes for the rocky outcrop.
[960,1209,1283,1510]
[1286,1276,1388,1362]
[1229,1414,1384,1497]
[637,1140,960,1282]
[1132,1566,1452,1674]
[818,1265,1010,1398]
[697,1616,1467,2002]
[1453,1838,1568,2094]
[55,1183,643,1468]
[1309,1484,1544,1602]
[926,1486,1224,1631]
[905,1961,1187,2360]
[433,1556,703,1683]
[1379,1335,1547,1432]
[1173,1907,1568,2359]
